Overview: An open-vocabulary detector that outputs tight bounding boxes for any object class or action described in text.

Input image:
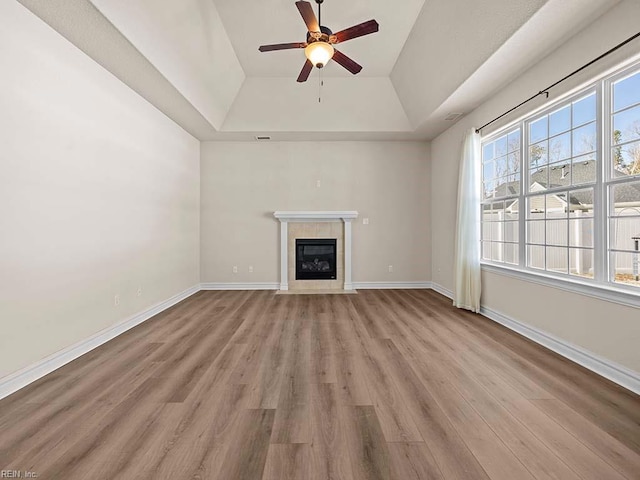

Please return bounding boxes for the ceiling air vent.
[255,135,271,141]
[444,112,463,121]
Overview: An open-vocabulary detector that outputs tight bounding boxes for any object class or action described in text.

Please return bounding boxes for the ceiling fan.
[258,0,379,82]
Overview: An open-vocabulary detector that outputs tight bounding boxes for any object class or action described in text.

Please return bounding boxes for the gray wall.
[200,141,431,285]
[0,1,201,377]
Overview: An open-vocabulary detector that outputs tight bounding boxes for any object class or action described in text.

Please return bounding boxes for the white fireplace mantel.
[274,211,358,291]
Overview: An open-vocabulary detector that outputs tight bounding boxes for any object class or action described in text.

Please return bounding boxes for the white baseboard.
[200,282,279,290]
[200,281,432,291]
[353,281,432,289]
[480,305,640,395]
[430,282,453,299]
[0,285,200,401]
[430,282,639,394]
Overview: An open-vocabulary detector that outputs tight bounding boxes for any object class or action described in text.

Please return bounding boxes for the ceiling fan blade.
[297,59,314,83]
[296,1,320,33]
[259,42,307,52]
[332,49,362,75]
[332,19,379,44]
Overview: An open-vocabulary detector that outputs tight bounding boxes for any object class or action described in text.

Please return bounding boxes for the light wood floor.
[1,290,639,480]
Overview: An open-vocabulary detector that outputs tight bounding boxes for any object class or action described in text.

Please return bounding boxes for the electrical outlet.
[388,265,393,273]
[114,294,120,306]
[249,266,254,273]
[137,287,142,297]
[363,218,369,225]
[233,266,238,273]
[316,180,321,188]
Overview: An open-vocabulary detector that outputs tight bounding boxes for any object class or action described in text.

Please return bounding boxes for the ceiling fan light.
[305,42,334,68]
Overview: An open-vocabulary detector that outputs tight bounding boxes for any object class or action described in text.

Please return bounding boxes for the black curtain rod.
[476,31,640,134]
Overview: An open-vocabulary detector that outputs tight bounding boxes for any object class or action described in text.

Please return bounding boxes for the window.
[481,62,640,293]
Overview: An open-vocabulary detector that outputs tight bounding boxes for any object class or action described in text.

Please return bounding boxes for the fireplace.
[296,238,337,280]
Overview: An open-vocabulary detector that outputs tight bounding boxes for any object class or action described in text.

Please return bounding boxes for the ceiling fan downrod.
[316,0,323,28]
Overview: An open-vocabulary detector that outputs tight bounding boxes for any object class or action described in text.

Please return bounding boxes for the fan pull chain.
[318,69,323,103]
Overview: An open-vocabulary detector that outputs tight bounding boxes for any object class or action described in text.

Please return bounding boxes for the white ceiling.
[17,0,624,141]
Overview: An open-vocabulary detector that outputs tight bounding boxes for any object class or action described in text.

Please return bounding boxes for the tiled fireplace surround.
[274,211,358,291]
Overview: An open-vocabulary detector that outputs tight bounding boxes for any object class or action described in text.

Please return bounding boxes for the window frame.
[479,60,640,308]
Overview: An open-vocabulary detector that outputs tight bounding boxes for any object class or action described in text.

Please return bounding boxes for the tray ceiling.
[17,0,624,140]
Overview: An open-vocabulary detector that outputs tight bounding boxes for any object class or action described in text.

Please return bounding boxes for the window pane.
[482,219,491,241]
[613,71,640,112]
[504,221,519,243]
[507,150,520,174]
[495,136,508,156]
[610,216,640,251]
[491,221,503,242]
[613,140,640,177]
[569,218,593,247]
[495,155,508,177]
[529,140,548,168]
[570,248,594,278]
[504,208,519,221]
[507,130,521,152]
[528,245,545,270]
[573,122,597,156]
[611,181,640,212]
[612,104,640,144]
[530,117,548,144]
[549,105,571,136]
[530,166,548,191]
[571,155,596,185]
[504,243,519,265]
[546,247,568,273]
[493,175,519,197]
[482,241,491,260]
[549,162,571,187]
[549,132,571,163]
[483,142,495,161]
[483,160,495,181]
[527,195,546,217]
[492,201,505,217]
[610,252,640,288]
[527,220,545,244]
[568,188,594,215]
[573,93,596,126]
[483,181,495,199]
[546,219,568,246]
[546,193,567,218]
[492,242,504,262]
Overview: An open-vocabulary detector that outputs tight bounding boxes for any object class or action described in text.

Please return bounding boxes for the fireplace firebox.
[295,238,337,280]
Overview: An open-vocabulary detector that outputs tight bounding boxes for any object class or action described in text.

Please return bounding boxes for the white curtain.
[453,128,482,312]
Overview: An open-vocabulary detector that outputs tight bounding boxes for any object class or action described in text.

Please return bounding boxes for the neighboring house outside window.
[481,61,640,297]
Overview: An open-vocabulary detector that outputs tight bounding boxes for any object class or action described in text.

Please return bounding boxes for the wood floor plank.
[375,338,491,480]
[246,296,297,409]
[344,297,423,442]
[310,315,338,383]
[472,371,629,480]
[216,408,276,480]
[262,443,309,480]
[388,442,444,480]
[1,290,638,480]
[532,398,640,480]
[271,313,311,443]
[415,290,640,453]
[309,383,354,480]
[148,382,250,480]
[341,405,391,480]
[327,298,372,406]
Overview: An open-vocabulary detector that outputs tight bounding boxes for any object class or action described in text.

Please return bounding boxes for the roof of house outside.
[485,159,640,210]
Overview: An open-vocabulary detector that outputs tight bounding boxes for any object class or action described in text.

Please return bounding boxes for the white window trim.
[480,59,640,306]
